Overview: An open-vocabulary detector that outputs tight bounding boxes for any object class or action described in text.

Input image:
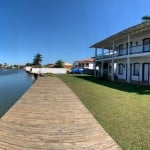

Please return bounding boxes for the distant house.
[90,21,150,85]
[64,63,73,70]
[73,58,94,69]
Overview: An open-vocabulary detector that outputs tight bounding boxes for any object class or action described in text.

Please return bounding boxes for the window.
[126,43,128,55]
[143,38,150,52]
[126,42,133,54]
[118,64,124,74]
[133,63,140,75]
[126,43,128,48]
[130,42,133,54]
[118,44,124,55]
[130,42,132,47]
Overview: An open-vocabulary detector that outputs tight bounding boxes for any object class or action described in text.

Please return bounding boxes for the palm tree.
[55,60,64,68]
[33,53,43,66]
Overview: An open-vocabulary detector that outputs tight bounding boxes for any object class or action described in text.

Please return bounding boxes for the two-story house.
[90,21,150,85]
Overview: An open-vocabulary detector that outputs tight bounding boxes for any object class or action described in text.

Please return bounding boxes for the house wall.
[88,63,94,69]
[94,25,150,84]
[115,33,150,49]
[115,57,150,82]
[132,33,150,46]
[111,32,150,83]
[107,63,117,76]
[114,59,126,80]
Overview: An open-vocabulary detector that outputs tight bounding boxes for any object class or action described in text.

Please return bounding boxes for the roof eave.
[90,21,150,49]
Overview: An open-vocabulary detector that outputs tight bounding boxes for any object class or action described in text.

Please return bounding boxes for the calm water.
[0,69,34,117]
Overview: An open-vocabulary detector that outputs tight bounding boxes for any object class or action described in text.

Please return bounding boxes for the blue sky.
[0,0,150,65]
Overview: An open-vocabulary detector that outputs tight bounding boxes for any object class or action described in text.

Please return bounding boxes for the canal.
[0,69,34,117]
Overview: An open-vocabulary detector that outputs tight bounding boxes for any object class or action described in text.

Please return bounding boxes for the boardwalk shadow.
[75,75,150,95]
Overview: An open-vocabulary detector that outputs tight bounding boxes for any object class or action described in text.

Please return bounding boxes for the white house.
[90,21,150,85]
[74,58,94,69]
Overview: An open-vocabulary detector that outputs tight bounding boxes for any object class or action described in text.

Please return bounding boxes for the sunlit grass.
[57,74,150,150]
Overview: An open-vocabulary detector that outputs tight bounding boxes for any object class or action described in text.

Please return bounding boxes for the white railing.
[130,45,143,54]
[95,44,150,60]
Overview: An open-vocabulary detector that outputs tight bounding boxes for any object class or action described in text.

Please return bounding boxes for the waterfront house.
[74,58,94,69]
[90,21,150,85]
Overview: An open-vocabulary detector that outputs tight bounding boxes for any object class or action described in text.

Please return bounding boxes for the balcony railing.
[96,44,150,60]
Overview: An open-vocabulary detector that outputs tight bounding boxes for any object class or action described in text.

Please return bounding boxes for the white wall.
[25,66,32,72]
[117,64,126,80]
[115,57,150,82]
[88,63,94,69]
[28,68,67,74]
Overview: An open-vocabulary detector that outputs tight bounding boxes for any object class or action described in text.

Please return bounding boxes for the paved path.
[0,77,121,150]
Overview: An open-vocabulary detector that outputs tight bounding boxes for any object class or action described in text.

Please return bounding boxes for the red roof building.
[74,58,94,69]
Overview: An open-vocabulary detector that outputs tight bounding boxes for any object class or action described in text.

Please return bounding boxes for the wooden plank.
[0,77,121,149]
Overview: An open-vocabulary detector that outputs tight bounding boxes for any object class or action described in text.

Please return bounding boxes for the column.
[94,48,97,77]
[127,34,131,83]
[100,61,103,77]
[108,62,110,76]
[139,63,142,82]
[127,58,130,83]
[100,46,104,77]
[112,41,115,80]
[112,59,114,80]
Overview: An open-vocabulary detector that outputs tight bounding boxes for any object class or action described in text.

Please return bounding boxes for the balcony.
[95,44,150,60]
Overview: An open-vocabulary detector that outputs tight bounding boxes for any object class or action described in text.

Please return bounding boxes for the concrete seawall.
[0,77,120,149]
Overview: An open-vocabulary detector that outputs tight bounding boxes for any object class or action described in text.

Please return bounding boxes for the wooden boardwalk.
[0,77,121,150]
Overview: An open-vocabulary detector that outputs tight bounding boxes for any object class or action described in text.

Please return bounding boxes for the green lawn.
[57,74,150,150]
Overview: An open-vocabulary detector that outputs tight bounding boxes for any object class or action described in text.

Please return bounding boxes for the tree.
[33,53,43,66]
[25,63,33,66]
[55,60,64,68]
[142,15,150,22]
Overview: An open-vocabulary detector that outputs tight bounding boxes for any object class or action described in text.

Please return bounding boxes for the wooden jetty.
[0,77,121,149]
